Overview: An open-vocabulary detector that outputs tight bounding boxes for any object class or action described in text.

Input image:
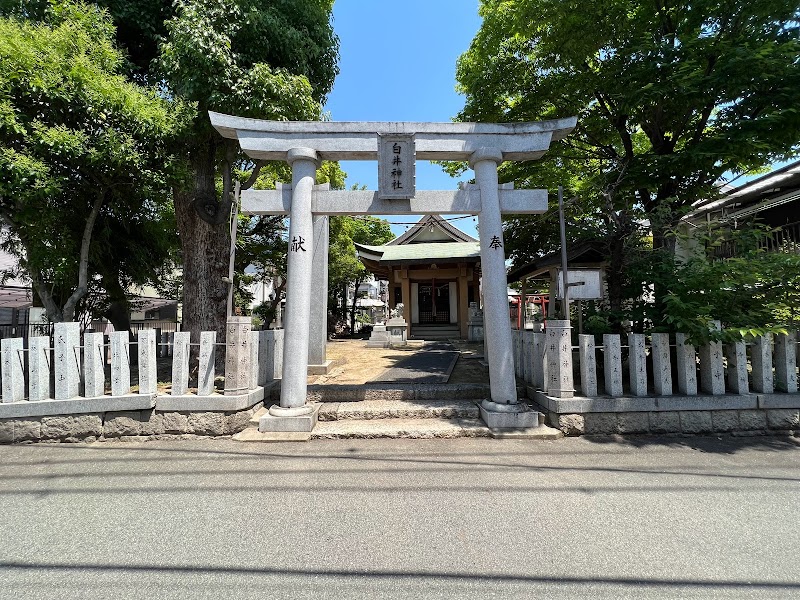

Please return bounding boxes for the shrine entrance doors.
[412,280,456,325]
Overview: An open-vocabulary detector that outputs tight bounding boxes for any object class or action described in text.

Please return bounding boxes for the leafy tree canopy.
[0,2,188,322]
[455,0,800,331]
[457,0,800,243]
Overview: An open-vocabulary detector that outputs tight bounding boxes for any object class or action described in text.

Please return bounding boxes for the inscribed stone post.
[675,333,698,396]
[224,316,251,396]
[532,332,545,390]
[270,330,284,381]
[138,329,157,395]
[308,213,329,368]
[726,341,749,395]
[603,334,623,397]
[111,331,131,396]
[83,332,105,398]
[28,336,50,401]
[54,322,80,400]
[751,333,773,394]
[774,332,798,393]
[1,337,24,402]
[522,331,534,385]
[578,334,597,397]
[628,333,648,397]
[198,331,216,396]
[257,330,269,386]
[250,330,259,390]
[699,322,725,395]
[512,330,521,378]
[651,333,672,396]
[171,331,191,396]
[545,320,574,398]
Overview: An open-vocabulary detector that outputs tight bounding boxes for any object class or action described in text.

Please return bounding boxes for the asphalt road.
[1,435,799,599]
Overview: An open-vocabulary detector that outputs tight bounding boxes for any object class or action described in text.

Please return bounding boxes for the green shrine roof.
[355,241,481,264]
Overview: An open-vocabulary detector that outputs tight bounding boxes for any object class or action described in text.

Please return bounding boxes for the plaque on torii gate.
[378,134,415,199]
[209,112,577,434]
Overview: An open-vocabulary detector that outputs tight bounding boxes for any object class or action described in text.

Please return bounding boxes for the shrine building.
[356,214,480,340]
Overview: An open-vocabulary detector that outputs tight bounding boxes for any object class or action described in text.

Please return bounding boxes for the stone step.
[410,333,460,341]
[311,417,563,440]
[305,383,491,403]
[249,406,268,427]
[312,417,491,439]
[317,399,480,421]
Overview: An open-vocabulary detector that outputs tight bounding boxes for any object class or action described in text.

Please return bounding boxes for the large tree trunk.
[96,263,133,334]
[349,276,364,336]
[649,210,681,328]
[174,142,231,357]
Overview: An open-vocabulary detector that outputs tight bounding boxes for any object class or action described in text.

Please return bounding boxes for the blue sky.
[324,1,482,238]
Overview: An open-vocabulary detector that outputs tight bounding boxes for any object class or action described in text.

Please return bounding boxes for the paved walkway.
[371,342,459,383]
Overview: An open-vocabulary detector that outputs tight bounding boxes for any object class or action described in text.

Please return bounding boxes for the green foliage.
[153,0,338,336]
[457,0,800,331]
[159,1,318,122]
[232,160,345,314]
[329,215,394,293]
[356,311,373,326]
[459,0,800,210]
[328,214,393,331]
[583,312,612,337]
[614,225,800,343]
[0,2,188,322]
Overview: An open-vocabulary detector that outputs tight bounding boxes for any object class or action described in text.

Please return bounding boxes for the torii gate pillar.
[262,148,319,430]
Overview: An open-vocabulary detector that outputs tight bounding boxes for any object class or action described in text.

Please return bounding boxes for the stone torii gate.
[210,112,577,434]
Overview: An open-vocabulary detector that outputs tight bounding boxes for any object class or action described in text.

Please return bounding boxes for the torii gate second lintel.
[209,112,578,434]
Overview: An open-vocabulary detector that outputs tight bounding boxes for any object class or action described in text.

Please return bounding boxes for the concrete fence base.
[0,384,280,444]
[530,387,800,437]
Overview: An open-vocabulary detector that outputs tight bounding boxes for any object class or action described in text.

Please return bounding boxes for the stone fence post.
[603,334,623,397]
[28,336,50,401]
[198,331,216,396]
[675,333,697,396]
[54,322,80,400]
[138,329,157,395]
[225,317,251,396]
[628,333,647,397]
[545,320,574,398]
[774,332,798,393]
[651,333,672,396]
[1,337,25,403]
[750,333,773,394]
[258,329,283,385]
[578,334,597,397]
[111,331,131,396]
[83,332,105,398]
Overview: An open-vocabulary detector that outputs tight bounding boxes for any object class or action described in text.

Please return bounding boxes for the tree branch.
[241,160,266,190]
[29,269,63,322]
[62,188,106,321]
[594,91,634,160]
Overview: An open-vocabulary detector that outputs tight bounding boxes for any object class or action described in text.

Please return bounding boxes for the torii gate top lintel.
[209,111,577,162]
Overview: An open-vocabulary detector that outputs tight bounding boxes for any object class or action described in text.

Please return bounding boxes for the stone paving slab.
[317,398,481,421]
[312,417,492,439]
[371,342,459,383]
